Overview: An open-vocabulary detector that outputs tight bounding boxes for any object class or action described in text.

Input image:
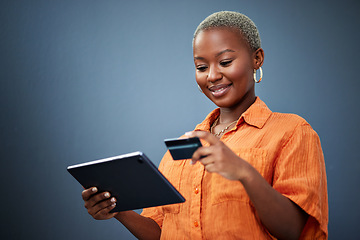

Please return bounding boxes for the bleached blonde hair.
[193,11,261,51]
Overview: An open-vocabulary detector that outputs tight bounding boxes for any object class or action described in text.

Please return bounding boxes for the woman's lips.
[208,84,232,98]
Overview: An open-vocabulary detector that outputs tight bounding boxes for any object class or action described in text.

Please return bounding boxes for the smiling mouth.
[208,84,232,97]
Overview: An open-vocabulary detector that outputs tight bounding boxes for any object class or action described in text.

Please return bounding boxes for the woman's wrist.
[237,160,258,184]
[114,210,132,222]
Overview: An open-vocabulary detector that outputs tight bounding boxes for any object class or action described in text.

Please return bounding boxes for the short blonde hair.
[193,11,261,51]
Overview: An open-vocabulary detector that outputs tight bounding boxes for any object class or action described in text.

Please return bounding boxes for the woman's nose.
[207,66,222,83]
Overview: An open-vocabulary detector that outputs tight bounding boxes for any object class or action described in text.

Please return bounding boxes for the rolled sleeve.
[273,124,328,239]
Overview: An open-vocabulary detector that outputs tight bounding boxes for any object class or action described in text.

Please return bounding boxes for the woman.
[82,11,328,239]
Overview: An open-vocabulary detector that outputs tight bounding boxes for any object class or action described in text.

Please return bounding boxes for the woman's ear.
[253,48,264,69]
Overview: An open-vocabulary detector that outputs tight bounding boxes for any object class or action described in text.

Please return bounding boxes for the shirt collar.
[194,97,272,131]
[241,97,272,128]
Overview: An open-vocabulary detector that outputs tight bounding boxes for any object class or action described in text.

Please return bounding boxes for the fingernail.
[185,131,193,136]
[190,160,195,165]
[111,203,116,207]
[111,197,116,203]
[92,187,97,192]
[104,192,110,198]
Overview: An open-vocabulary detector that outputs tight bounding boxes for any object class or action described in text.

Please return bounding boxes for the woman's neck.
[218,94,256,124]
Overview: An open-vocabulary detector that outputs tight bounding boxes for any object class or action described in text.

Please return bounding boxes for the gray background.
[1,0,359,239]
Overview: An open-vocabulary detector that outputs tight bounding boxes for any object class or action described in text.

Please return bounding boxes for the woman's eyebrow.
[194,49,236,60]
[194,56,205,60]
[216,49,235,57]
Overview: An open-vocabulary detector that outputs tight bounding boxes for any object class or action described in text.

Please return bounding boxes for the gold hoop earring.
[253,67,263,83]
[198,84,203,93]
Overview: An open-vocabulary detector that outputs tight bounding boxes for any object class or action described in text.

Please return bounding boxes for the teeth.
[214,87,226,92]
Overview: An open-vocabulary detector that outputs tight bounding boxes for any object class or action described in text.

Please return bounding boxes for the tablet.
[67,151,185,212]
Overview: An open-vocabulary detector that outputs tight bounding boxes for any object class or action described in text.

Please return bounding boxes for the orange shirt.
[141,97,328,239]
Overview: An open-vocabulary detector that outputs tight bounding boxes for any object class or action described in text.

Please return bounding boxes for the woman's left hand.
[186,131,251,181]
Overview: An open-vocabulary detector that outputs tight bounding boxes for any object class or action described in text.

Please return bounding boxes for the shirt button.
[194,221,199,227]
[194,187,199,194]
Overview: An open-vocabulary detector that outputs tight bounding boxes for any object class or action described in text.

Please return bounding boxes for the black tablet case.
[67,152,185,212]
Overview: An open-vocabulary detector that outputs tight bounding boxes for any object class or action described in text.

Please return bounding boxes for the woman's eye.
[220,60,232,66]
[196,66,207,72]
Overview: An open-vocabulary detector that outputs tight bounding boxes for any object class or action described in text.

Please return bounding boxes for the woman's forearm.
[240,163,308,240]
[115,210,161,240]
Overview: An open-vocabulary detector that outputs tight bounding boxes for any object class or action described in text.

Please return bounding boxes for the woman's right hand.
[82,187,118,220]
[82,187,162,239]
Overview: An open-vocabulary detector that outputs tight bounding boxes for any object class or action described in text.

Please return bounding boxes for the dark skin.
[190,27,308,239]
[81,27,308,240]
[193,27,258,124]
[82,187,161,240]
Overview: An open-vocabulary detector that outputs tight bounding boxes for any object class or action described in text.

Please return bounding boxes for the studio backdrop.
[1,0,359,239]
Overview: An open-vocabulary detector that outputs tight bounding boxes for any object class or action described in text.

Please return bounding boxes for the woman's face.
[193,28,257,109]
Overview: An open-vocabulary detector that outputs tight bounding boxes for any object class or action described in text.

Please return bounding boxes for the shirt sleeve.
[140,154,167,229]
[141,204,164,229]
[272,123,328,239]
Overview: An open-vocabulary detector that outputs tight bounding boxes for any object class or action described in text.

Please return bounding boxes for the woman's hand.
[82,187,118,220]
[187,131,309,239]
[186,131,252,181]
[82,188,162,239]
